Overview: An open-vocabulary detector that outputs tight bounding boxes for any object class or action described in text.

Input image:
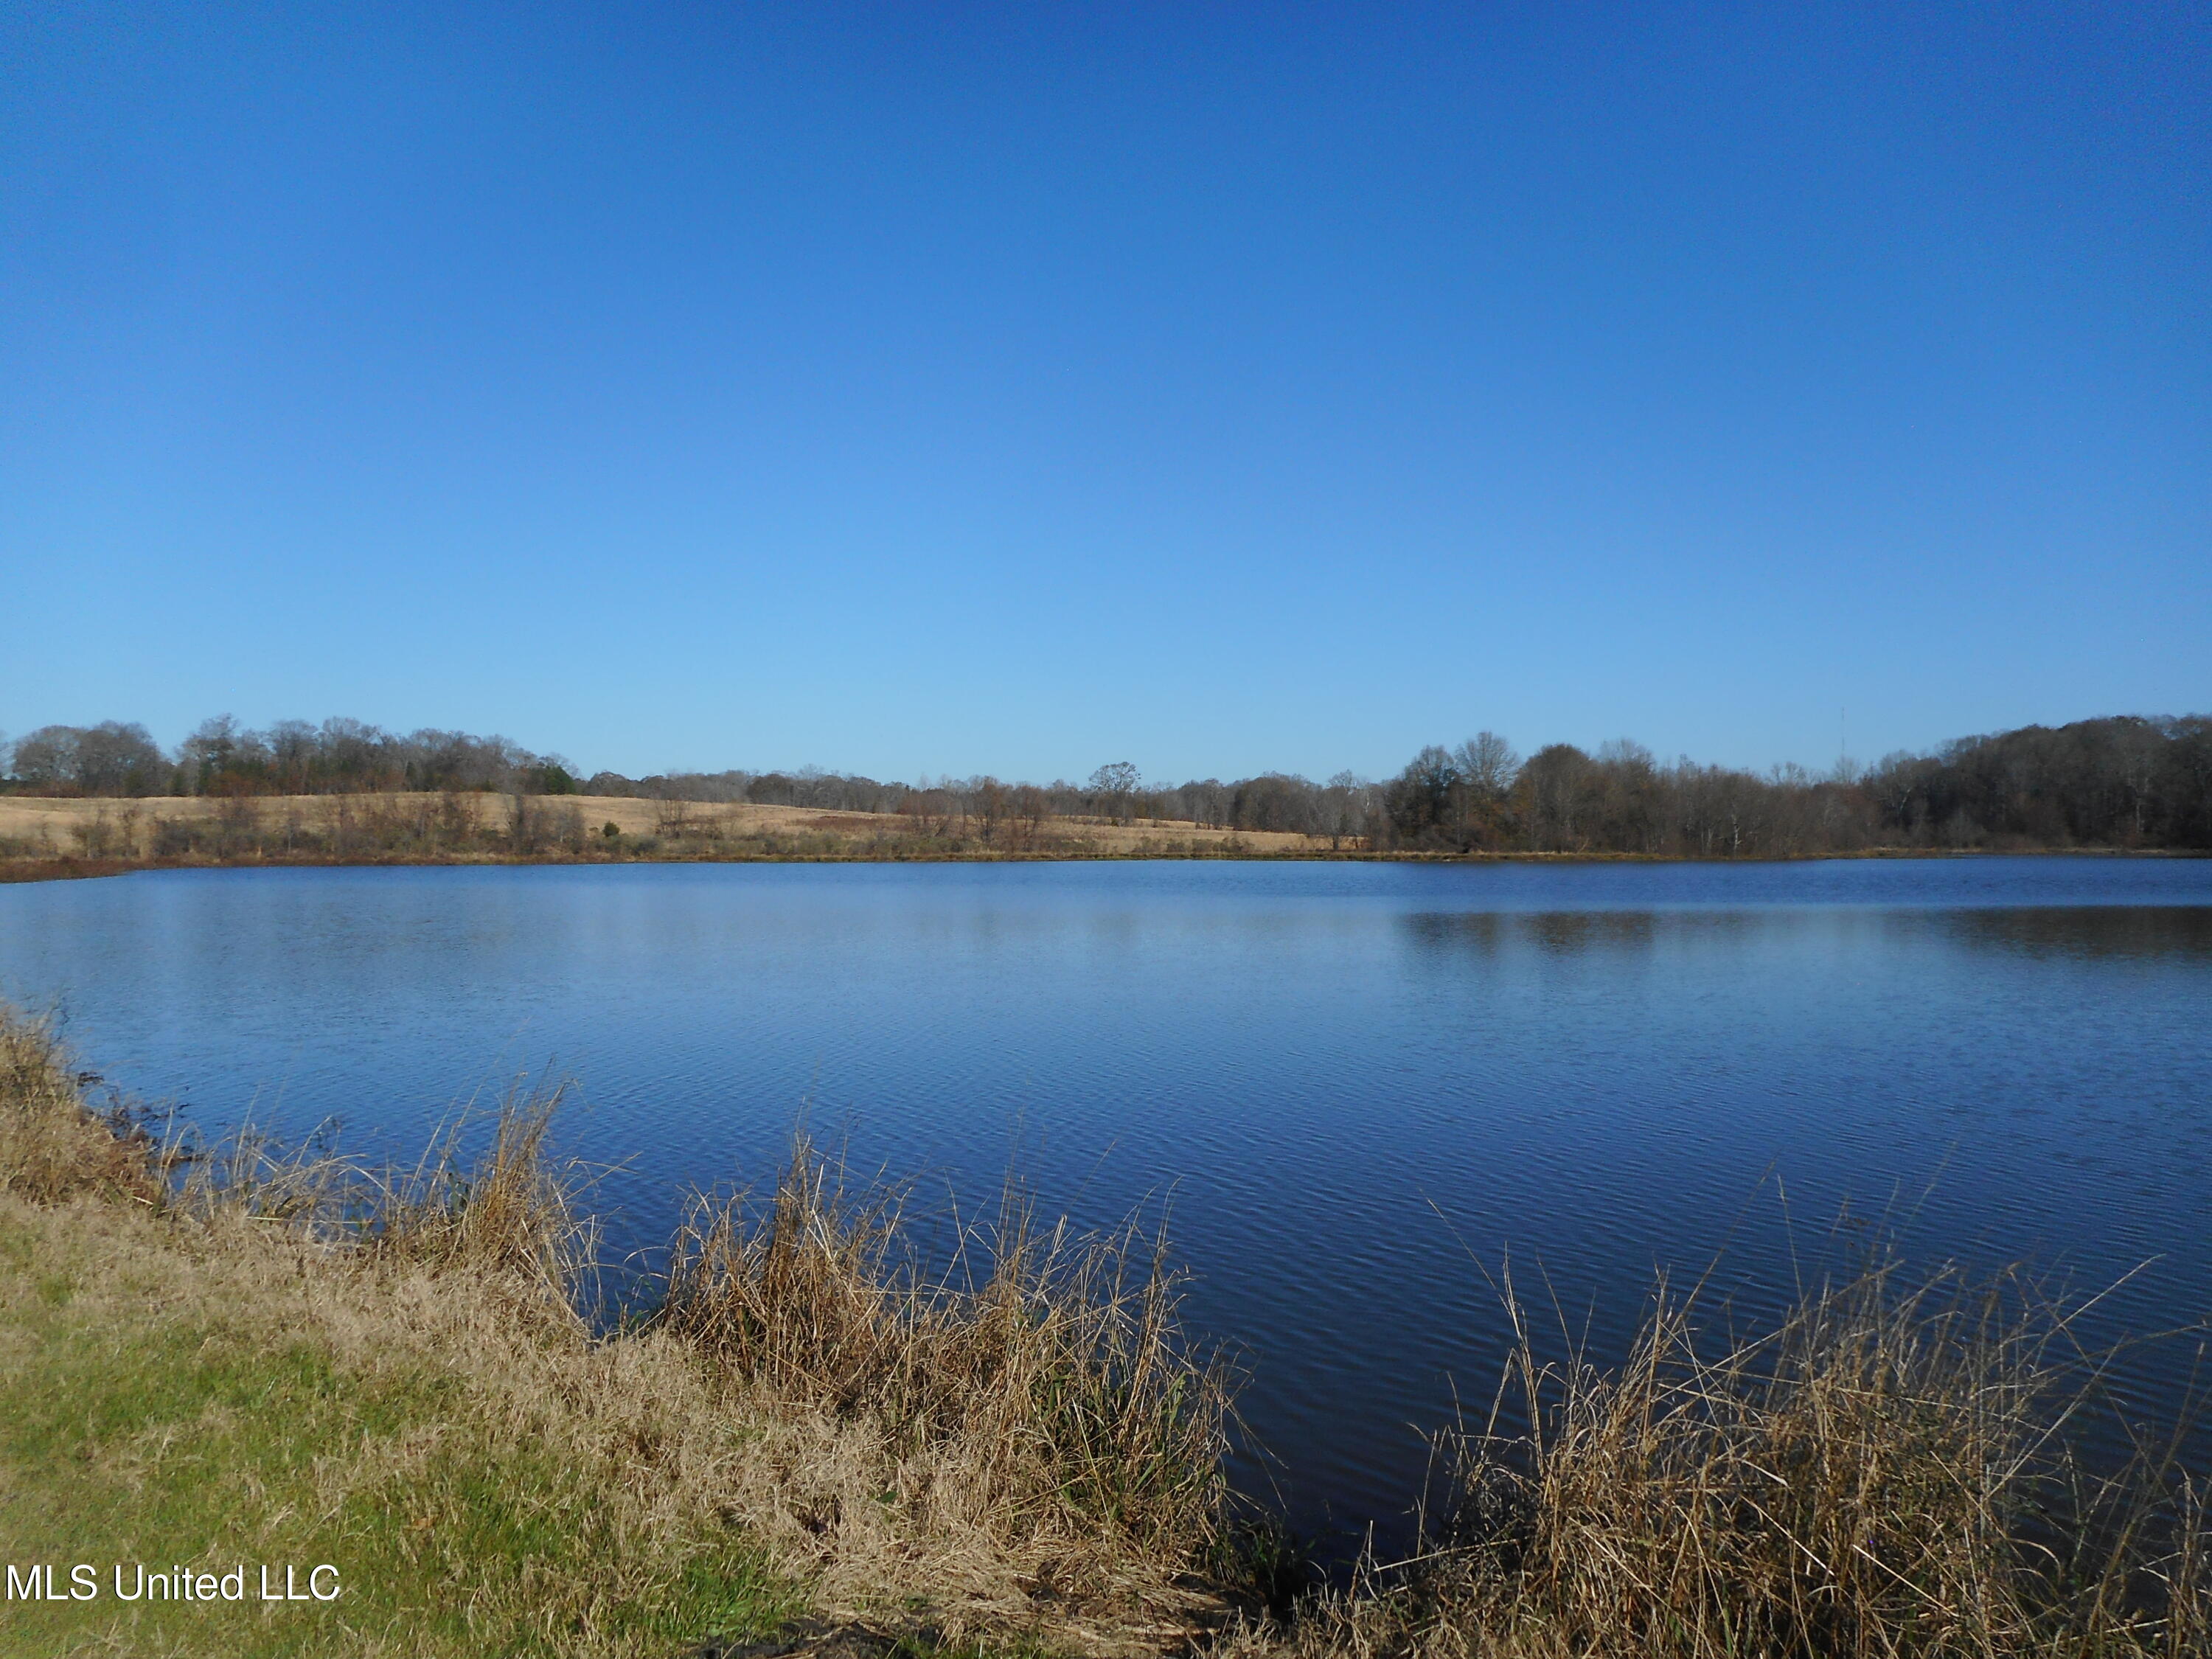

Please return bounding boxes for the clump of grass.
[169,1079,597,1329]
[1235,1256,2211,1659]
[372,1087,596,1312]
[660,1135,1239,1599]
[0,1011,156,1203]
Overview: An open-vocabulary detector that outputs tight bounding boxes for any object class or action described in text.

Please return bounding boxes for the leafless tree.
[1088,761,1141,825]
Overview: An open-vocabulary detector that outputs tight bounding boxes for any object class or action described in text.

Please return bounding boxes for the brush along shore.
[4,1004,2208,1658]
[6,792,2172,883]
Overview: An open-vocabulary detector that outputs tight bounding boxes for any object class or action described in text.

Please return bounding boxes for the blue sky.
[4,2,2205,782]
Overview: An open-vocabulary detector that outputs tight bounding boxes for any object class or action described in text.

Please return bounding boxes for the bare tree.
[1088,761,1141,825]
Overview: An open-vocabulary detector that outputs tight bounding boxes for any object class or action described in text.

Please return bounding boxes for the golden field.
[0,792,1332,872]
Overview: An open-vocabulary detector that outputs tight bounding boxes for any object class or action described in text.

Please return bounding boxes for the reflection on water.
[1936,905,2212,961]
[1,857,2208,1553]
[1405,902,2212,964]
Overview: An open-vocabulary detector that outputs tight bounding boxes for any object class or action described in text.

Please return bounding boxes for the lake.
[4,856,2209,1553]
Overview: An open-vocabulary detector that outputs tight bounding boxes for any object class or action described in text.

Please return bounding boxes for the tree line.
[4,711,2208,852]
[0,716,570,800]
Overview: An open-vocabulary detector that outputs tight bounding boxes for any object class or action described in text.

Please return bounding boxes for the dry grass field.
[0,793,1331,869]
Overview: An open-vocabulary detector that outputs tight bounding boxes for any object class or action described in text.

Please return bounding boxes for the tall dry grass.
[660,1137,1238,1589]
[0,1011,156,1203]
[1234,1257,2211,1659]
[0,1001,594,1322]
[169,1080,597,1326]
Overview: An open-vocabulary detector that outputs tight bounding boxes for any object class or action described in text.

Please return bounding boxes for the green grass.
[0,1207,800,1658]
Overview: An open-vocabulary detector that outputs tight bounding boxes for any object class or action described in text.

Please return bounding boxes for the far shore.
[0,790,2198,886]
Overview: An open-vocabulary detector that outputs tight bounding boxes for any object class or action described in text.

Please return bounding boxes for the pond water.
[4,857,2210,1552]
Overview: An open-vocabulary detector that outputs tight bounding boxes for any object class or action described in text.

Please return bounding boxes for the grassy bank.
[4,1005,2208,1656]
[0,1010,1245,1657]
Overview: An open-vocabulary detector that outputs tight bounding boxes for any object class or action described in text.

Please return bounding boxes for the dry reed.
[0,1010,156,1203]
[1231,1257,2211,1659]
[660,1136,1238,1586]
[165,1079,597,1330]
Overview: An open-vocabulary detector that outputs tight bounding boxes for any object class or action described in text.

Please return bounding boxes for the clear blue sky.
[4,3,2205,782]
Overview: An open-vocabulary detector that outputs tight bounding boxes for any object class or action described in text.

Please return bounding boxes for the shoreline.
[4,1003,2206,1657]
[4,844,2202,887]
[4,789,2205,886]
